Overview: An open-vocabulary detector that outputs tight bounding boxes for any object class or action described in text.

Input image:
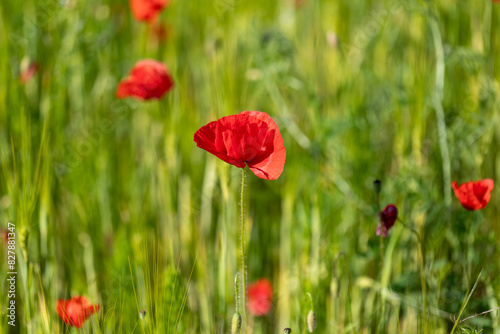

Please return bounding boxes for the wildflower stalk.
[459,306,500,324]
[373,180,385,330]
[235,273,241,314]
[450,270,483,334]
[398,218,426,326]
[232,273,242,334]
[373,180,384,266]
[239,168,247,331]
[376,194,384,267]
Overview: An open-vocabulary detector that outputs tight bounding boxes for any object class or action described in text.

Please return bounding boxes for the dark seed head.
[373,179,382,195]
[284,328,292,334]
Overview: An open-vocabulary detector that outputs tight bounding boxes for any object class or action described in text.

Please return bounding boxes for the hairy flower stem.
[235,273,241,313]
[239,168,247,331]
[375,194,385,330]
[376,194,384,267]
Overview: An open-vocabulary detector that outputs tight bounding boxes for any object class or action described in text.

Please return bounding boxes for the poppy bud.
[373,179,382,195]
[376,204,398,237]
[231,313,242,334]
[284,328,292,334]
[307,310,316,332]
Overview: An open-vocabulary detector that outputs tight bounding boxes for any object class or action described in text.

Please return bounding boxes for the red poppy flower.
[19,62,39,83]
[117,59,174,100]
[1,229,9,244]
[56,296,100,329]
[129,0,168,23]
[247,279,273,316]
[452,179,494,211]
[194,111,286,180]
[376,204,398,237]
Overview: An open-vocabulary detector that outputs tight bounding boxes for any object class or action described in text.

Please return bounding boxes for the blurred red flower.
[247,279,273,316]
[452,179,494,211]
[194,111,286,180]
[294,0,308,7]
[56,296,100,329]
[19,62,39,83]
[129,0,168,23]
[377,204,398,237]
[152,23,169,43]
[117,59,174,100]
[1,228,9,244]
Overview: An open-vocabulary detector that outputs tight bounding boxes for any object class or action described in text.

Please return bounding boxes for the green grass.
[1,0,500,333]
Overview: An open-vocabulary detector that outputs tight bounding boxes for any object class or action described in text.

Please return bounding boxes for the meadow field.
[1,0,500,333]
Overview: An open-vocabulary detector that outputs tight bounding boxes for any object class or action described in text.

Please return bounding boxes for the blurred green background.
[1,0,500,332]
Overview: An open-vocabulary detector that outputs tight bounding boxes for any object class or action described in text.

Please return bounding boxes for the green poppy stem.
[375,194,384,266]
[375,193,385,331]
[239,168,247,332]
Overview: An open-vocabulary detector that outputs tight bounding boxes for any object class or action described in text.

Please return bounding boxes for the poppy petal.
[376,204,398,238]
[56,296,100,329]
[130,0,168,23]
[56,300,71,325]
[242,112,286,180]
[116,79,149,99]
[194,120,246,168]
[247,279,273,316]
